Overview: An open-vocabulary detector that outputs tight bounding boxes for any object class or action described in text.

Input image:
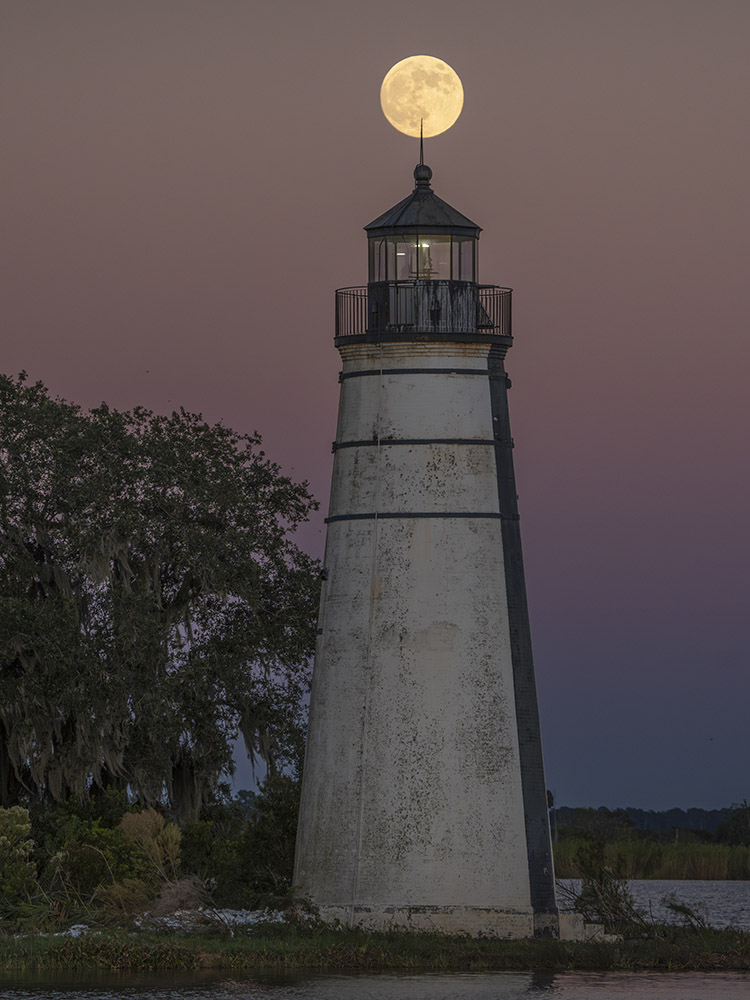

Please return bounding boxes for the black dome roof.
[364,164,481,239]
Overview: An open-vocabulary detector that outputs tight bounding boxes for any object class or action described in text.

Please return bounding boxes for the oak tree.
[0,373,319,819]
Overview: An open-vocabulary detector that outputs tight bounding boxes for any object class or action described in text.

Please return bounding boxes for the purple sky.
[3,0,749,810]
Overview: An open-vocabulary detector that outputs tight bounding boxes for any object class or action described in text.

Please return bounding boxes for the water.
[1,970,749,1000]
[557,879,750,931]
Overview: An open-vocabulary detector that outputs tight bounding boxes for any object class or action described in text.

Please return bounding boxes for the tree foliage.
[0,806,37,917]
[0,373,319,817]
[716,801,750,846]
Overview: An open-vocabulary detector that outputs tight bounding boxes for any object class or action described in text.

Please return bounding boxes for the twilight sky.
[3,0,748,810]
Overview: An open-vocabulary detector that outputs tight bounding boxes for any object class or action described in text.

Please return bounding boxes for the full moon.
[380,55,464,138]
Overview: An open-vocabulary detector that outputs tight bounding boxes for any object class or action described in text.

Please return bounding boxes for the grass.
[1,923,750,973]
[553,839,750,880]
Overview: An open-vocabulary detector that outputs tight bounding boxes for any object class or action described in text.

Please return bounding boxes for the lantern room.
[333,162,511,341]
[365,163,481,284]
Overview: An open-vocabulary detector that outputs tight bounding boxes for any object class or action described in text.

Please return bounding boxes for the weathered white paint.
[294,341,539,938]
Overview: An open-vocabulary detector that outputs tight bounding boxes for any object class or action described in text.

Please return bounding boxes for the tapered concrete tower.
[294,162,558,938]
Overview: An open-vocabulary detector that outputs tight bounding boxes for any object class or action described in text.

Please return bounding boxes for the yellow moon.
[380,55,464,138]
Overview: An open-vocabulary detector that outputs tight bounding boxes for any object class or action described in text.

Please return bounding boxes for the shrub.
[120,809,181,883]
[96,877,152,920]
[241,773,300,895]
[181,817,243,906]
[0,807,38,920]
[560,834,650,934]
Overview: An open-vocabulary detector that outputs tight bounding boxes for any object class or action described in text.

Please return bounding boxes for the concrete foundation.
[318,904,534,938]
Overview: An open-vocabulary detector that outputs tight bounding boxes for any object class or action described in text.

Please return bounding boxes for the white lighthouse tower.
[294,160,558,938]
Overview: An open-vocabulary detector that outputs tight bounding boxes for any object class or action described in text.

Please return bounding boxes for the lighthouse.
[294,159,559,939]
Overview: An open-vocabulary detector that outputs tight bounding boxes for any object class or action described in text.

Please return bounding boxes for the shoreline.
[2,925,749,974]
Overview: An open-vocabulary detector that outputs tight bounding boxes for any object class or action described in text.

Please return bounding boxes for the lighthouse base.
[315,904,559,939]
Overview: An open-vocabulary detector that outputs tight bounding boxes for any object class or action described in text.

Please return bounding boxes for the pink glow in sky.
[2,0,749,809]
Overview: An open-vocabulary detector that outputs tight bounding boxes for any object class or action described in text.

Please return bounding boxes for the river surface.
[0,969,748,1000]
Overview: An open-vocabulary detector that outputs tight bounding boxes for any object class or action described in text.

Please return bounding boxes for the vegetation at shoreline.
[552,804,750,880]
[1,923,749,974]
[2,791,749,942]
[2,829,749,976]
[0,782,301,936]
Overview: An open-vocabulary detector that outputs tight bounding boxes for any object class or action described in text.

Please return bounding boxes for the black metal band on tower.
[488,345,559,936]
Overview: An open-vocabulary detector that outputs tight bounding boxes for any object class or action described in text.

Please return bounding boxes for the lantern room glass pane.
[369,239,384,282]
[462,239,475,280]
[452,237,476,281]
[417,236,450,279]
[394,240,414,280]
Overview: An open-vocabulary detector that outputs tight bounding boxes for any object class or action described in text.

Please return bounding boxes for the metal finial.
[420,118,424,166]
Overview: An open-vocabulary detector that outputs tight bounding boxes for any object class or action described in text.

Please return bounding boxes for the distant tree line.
[550,805,735,838]
[551,803,750,880]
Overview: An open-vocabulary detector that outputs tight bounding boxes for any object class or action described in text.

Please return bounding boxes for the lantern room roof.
[364,163,481,239]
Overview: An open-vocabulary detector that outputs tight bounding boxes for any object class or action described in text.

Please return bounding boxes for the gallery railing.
[335,282,512,338]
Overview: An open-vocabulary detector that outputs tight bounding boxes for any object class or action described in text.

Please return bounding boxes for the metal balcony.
[335,281,512,340]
